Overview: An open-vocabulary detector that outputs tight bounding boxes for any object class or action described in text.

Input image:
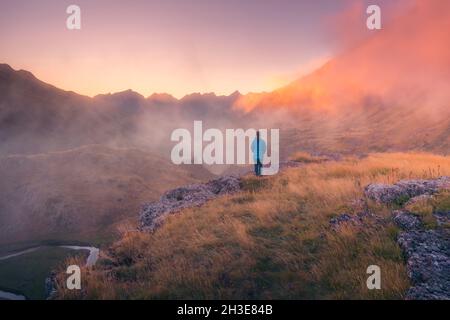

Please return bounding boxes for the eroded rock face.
[365,177,450,204]
[140,176,240,231]
[359,178,450,299]
[393,210,422,231]
[397,227,450,300]
[434,211,450,227]
[388,188,450,300]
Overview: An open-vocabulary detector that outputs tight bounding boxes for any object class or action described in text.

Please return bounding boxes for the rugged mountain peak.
[95,89,144,100]
[0,63,14,73]
[0,63,38,81]
[147,92,178,105]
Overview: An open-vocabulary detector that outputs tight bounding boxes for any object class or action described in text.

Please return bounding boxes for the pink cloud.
[235,0,450,114]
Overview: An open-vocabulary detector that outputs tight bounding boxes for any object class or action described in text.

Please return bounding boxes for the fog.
[1,0,449,246]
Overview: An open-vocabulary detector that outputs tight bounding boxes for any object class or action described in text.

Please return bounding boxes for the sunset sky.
[0,0,407,98]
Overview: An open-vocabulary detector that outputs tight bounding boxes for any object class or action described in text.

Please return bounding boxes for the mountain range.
[0,1,449,249]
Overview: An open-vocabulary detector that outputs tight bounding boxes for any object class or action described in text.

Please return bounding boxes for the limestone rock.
[397,228,450,300]
[140,176,240,231]
[365,176,450,204]
[393,210,423,231]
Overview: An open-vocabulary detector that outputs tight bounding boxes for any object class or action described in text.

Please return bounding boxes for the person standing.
[251,131,266,176]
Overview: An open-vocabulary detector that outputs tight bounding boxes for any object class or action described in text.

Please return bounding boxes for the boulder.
[365,176,450,204]
[329,210,379,231]
[393,210,422,231]
[140,176,240,231]
[397,229,450,300]
[389,192,450,300]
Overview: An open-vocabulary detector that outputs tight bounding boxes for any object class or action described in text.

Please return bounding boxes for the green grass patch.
[393,195,411,207]
[0,247,86,300]
[433,191,450,212]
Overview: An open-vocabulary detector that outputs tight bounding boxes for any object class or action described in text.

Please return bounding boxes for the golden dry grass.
[56,152,450,299]
[288,152,329,164]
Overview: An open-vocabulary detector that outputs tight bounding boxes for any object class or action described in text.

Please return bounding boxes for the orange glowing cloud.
[234,0,450,113]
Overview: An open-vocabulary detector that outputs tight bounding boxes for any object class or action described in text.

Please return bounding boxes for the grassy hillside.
[0,144,213,248]
[54,152,450,299]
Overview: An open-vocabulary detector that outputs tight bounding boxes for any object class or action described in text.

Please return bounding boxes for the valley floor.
[0,246,87,299]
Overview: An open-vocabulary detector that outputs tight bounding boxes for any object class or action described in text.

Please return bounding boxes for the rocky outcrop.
[139,161,318,231]
[140,176,241,231]
[393,210,422,231]
[329,197,384,231]
[376,177,449,300]
[329,211,380,231]
[334,178,450,300]
[364,177,450,204]
[395,209,449,300]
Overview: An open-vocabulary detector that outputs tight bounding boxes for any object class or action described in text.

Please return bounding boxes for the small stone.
[364,176,450,205]
[329,212,364,231]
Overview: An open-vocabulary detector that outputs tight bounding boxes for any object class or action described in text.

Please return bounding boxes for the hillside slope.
[54,152,450,299]
[0,144,213,247]
[0,63,247,156]
[236,0,450,154]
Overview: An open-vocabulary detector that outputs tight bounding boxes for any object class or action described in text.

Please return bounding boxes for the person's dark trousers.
[255,161,262,176]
